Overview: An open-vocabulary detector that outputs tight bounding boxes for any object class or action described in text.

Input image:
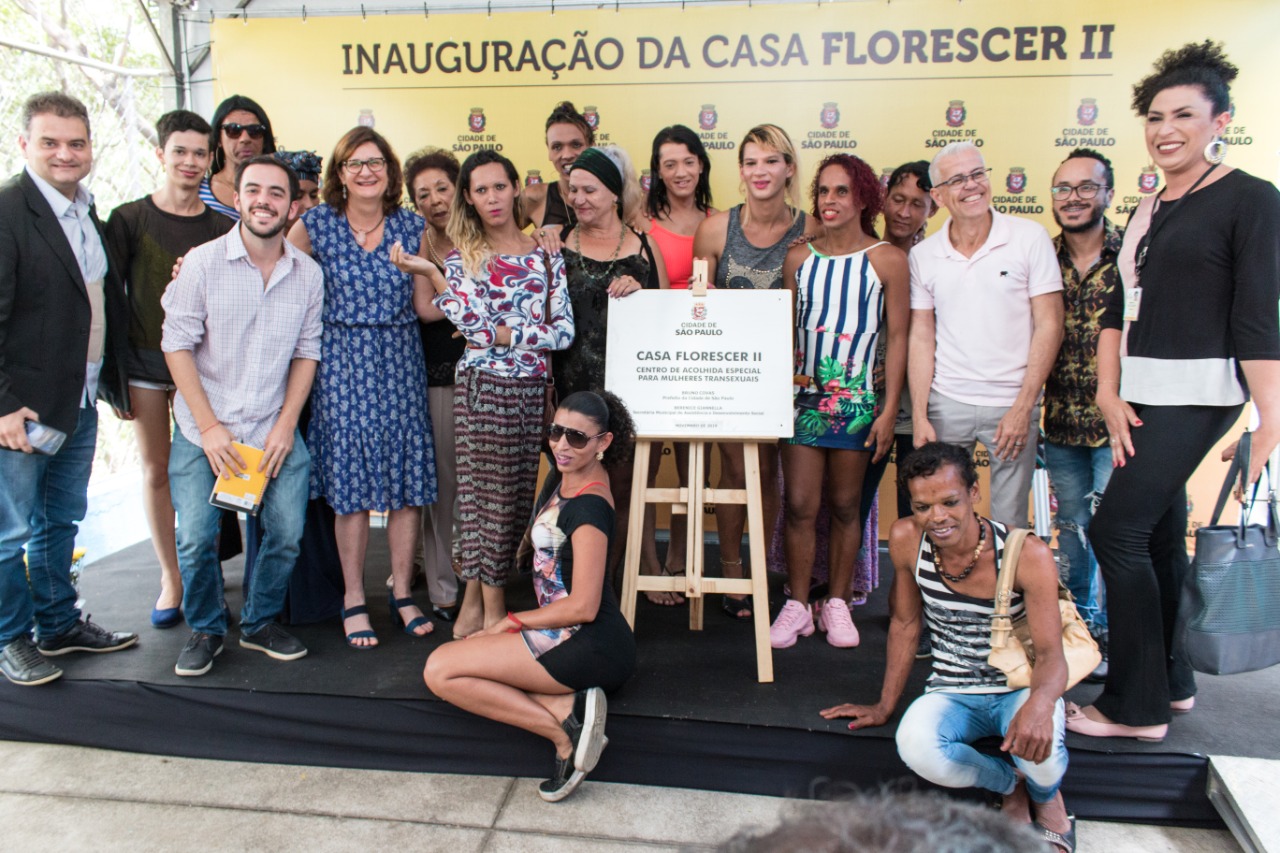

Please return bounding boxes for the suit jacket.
[0,170,130,437]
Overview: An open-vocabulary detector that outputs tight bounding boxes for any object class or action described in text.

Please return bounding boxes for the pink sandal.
[1064,702,1167,742]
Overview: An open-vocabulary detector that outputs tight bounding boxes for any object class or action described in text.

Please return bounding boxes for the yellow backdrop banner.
[212,0,1277,537]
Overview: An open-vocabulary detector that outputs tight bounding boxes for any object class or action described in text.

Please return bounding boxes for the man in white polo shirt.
[908,142,1063,528]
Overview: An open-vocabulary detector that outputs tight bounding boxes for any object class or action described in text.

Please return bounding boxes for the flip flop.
[1034,815,1076,853]
[721,594,754,621]
[1064,702,1166,742]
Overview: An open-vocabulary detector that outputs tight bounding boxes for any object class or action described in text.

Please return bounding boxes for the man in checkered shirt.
[162,154,323,678]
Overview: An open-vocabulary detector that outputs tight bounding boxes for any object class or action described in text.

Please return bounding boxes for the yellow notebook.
[208,443,269,516]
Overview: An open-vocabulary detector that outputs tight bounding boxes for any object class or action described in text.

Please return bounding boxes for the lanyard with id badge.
[1129,163,1219,322]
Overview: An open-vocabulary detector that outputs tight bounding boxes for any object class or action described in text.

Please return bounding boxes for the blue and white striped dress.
[788,242,887,449]
[914,520,1024,694]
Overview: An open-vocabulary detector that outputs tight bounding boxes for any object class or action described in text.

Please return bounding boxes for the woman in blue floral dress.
[768,153,909,652]
[288,126,438,648]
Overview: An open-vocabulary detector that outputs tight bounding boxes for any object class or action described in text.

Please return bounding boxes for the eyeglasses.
[222,123,266,141]
[1049,183,1109,200]
[547,423,607,449]
[342,158,388,174]
[936,167,992,190]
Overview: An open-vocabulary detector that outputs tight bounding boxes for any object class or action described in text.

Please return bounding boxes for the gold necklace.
[346,210,386,248]
[573,221,627,283]
[423,226,445,270]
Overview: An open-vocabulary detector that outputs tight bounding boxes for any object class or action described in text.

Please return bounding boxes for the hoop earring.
[1203,136,1227,165]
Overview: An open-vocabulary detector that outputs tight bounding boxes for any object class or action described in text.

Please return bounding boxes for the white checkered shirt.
[161,225,323,447]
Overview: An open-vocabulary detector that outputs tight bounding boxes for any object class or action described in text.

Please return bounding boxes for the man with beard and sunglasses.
[161,156,323,677]
[199,95,277,220]
[1043,149,1122,681]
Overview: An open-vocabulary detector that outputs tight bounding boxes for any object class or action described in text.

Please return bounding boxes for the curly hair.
[320,126,404,215]
[557,390,636,468]
[810,153,883,238]
[404,147,460,198]
[1131,40,1238,116]
[546,101,595,147]
[896,441,977,494]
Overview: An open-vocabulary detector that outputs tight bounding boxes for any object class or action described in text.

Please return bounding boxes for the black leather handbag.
[1175,432,1280,675]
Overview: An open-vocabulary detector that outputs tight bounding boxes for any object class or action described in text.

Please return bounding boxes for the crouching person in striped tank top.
[820,441,1075,852]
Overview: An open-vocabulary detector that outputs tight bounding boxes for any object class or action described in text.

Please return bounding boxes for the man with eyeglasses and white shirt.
[908,142,1063,530]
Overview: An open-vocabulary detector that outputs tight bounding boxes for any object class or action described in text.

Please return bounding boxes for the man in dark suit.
[0,92,138,686]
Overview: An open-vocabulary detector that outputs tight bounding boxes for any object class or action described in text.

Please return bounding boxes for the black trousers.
[1088,403,1242,726]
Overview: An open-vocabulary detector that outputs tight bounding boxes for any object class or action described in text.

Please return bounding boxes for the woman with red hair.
[770,154,909,650]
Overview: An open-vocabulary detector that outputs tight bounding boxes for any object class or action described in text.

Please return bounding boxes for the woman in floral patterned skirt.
[769,154,909,651]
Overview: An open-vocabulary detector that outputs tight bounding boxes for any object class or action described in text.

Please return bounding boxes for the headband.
[274,150,323,184]
[568,147,623,200]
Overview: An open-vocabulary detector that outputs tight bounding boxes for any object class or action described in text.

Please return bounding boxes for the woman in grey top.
[692,124,817,619]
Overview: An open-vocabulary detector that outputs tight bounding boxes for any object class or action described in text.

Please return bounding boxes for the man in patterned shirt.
[1044,149,1122,681]
[162,155,323,677]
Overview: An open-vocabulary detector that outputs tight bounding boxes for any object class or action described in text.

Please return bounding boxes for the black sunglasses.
[547,423,606,449]
[223,122,266,141]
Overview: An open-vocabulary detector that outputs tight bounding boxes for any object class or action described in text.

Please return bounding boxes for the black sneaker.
[916,631,932,660]
[175,632,223,677]
[1,637,63,686]
[537,755,586,803]
[559,687,608,773]
[239,624,307,661]
[37,617,138,656]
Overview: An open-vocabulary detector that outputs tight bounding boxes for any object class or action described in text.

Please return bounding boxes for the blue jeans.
[896,690,1068,802]
[169,428,310,636]
[1044,442,1112,633]
[0,406,97,645]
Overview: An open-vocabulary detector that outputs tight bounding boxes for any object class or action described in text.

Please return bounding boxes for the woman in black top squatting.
[425,391,638,803]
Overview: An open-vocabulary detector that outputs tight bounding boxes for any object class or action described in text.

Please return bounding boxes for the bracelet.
[506,611,525,632]
[199,422,220,434]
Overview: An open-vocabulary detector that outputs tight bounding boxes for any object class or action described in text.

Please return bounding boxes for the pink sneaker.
[769,599,815,649]
[818,598,860,648]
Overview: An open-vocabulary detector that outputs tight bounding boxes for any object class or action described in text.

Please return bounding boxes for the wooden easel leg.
[743,441,775,683]
[688,440,706,631]
[620,441,649,628]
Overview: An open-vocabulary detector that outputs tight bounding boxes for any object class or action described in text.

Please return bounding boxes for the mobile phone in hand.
[25,420,67,455]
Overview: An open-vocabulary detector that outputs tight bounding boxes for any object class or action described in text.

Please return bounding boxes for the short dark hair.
[557,390,636,468]
[896,441,978,493]
[235,154,299,203]
[209,94,276,175]
[1131,40,1238,116]
[887,160,931,194]
[321,126,404,215]
[546,101,595,147]
[22,92,90,138]
[156,110,212,151]
[646,124,713,219]
[1059,148,1115,190]
[404,147,460,198]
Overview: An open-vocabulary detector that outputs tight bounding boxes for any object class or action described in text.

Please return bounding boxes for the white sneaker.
[769,599,815,649]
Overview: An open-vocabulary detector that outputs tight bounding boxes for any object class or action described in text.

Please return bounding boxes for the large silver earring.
[1203,136,1227,165]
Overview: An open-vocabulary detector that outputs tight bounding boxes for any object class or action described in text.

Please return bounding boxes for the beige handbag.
[989,528,1102,690]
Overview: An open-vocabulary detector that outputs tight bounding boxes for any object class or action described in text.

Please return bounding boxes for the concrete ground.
[0,741,1241,852]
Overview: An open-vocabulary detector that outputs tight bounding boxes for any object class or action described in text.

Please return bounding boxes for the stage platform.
[4,531,1272,828]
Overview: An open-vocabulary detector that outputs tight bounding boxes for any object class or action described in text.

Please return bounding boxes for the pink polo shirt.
[909,208,1061,407]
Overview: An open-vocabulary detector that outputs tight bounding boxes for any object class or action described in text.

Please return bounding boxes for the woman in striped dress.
[769,154,909,651]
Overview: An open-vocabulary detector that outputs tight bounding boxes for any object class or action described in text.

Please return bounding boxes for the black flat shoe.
[431,604,459,622]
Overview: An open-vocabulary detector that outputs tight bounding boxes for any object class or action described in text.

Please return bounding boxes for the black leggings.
[1088,403,1242,726]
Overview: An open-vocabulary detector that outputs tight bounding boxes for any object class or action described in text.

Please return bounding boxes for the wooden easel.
[619,437,774,682]
[617,259,775,683]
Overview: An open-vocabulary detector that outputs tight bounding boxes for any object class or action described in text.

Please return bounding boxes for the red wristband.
[200,422,220,434]
[507,611,525,632]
